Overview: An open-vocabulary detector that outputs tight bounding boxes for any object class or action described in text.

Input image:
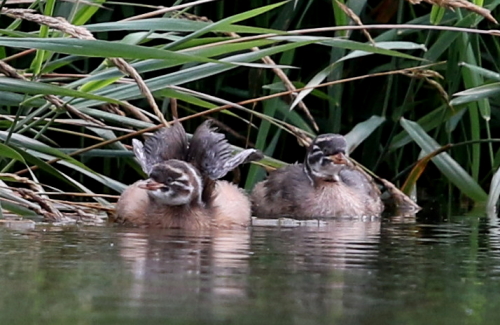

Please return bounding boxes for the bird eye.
[166,177,173,183]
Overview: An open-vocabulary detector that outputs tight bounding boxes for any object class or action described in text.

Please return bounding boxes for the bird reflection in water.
[115,227,251,314]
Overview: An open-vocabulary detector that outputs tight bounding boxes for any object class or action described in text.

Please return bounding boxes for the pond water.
[1,213,500,325]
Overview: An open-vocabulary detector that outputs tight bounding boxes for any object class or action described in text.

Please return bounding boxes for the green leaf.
[430,5,446,25]
[30,0,55,76]
[72,0,106,25]
[451,82,500,106]
[85,18,283,35]
[0,37,221,64]
[164,1,288,50]
[390,104,466,151]
[0,29,36,38]
[76,108,155,129]
[0,91,46,107]
[400,118,488,203]
[344,116,385,154]
[0,143,27,163]
[459,62,500,81]
[58,149,134,158]
[425,13,484,61]
[331,40,426,62]
[487,167,500,211]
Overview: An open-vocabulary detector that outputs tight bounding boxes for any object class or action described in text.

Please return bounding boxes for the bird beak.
[138,179,164,191]
[329,152,348,165]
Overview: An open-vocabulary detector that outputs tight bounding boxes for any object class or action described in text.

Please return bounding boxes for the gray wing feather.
[217,148,263,178]
[188,120,263,179]
[133,122,189,175]
[132,139,150,174]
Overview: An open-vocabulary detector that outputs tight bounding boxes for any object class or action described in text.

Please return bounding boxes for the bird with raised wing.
[115,120,262,229]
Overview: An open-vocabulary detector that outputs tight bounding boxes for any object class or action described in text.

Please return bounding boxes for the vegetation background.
[1,0,500,221]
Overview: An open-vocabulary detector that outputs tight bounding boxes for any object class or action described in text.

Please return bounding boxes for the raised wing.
[134,122,189,175]
[187,120,263,180]
[132,138,148,174]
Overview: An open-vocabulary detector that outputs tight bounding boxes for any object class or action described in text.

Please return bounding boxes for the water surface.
[1,214,500,324]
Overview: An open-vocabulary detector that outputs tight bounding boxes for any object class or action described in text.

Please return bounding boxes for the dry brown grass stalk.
[335,1,375,45]
[0,182,66,221]
[0,186,111,223]
[16,188,65,221]
[2,48,37,62]
[0,170,111,222]
[401,69,449,101]
[285,125,315,147]
[406,0,498,24]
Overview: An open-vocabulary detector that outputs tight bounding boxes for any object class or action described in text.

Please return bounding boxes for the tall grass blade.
[400,118,487,203]
[487,167,500,212]
[344,116,385,154]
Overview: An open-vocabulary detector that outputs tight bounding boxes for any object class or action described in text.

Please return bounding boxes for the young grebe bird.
[115,120,262,229]
[251,134,383,218]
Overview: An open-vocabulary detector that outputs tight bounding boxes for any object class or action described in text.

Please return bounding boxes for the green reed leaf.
[487,167,500,211]
[400,118,488,203]
[344,116,385,154]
